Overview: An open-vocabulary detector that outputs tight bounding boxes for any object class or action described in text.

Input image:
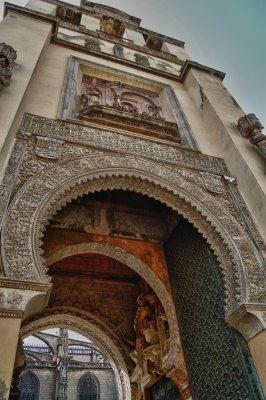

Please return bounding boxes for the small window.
[56,5,82,26]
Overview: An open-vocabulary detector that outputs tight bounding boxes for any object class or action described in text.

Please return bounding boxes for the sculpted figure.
[134,293,153,338]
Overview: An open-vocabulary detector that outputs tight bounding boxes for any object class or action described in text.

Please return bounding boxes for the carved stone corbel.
[0,42,17,90]
[237,114,266,158]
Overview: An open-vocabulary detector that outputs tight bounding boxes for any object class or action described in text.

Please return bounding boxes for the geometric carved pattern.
[165,219,264,400]
[1,153,266,316]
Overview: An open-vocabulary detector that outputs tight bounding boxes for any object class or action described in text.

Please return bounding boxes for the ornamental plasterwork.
[19,114,227,174]
[21,311,132,400]
[1,143,266,315]
[0,115,265,314]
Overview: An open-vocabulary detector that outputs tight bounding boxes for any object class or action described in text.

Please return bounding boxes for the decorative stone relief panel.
[56,27,182,77]
[79,75,180,141]
[58,57,196,148]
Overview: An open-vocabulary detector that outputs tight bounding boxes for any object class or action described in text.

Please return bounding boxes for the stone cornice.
[4,3,225,82]
[0,278,51,292]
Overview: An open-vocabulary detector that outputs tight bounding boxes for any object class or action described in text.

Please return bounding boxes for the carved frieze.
[0,42,17,90]
[19,114,228,175]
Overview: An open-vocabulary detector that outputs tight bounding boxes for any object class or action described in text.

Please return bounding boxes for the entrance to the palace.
[11,188,263,400]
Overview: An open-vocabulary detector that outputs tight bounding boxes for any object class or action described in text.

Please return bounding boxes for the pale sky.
[1,0,265,128]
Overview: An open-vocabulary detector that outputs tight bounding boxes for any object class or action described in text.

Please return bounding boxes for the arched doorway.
[2,155,266,399]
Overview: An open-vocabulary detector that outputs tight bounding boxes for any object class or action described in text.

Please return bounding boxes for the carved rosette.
[0,42,17,90]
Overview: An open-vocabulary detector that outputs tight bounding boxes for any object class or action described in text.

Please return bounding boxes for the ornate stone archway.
[21,311,131,400]
[45,242,179,370]
[1,154,266,316]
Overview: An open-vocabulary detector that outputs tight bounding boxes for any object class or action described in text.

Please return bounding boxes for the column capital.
[0,278,52,318]
[226,303,266,341]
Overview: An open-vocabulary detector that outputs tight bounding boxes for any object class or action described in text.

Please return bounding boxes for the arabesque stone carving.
[0,42,17,90]
[1,115,266,318]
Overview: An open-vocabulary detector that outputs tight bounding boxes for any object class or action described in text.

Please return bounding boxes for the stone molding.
[0,278,51,292]
[226,303,266,341]
[0,308,23,319]
[45,242,179,371]
[21,310,132,400]
[1,151,266,315]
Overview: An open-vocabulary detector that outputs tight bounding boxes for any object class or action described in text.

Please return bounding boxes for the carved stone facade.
[1,2,266,399]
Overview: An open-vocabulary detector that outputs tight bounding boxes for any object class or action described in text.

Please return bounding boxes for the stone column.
[0,278,52,399]
[227,303,266,397]
[0,309,22,400]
